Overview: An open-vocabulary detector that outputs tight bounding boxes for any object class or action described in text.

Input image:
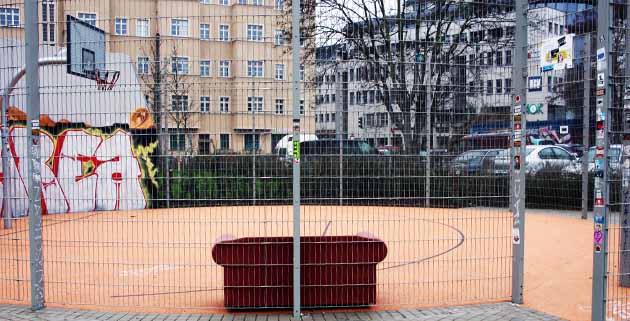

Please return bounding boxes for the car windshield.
[588,147,620,162]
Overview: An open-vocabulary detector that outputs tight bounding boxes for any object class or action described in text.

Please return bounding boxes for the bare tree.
[290,0,514,151]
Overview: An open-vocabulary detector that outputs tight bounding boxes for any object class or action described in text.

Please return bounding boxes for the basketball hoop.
[94,69,120,91]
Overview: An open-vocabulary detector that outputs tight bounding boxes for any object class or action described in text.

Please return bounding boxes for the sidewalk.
[0,303,564,321]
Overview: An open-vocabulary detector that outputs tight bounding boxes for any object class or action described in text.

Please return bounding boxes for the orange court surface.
[0,206,625,321]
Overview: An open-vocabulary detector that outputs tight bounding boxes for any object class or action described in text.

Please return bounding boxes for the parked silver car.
[493,146,580,175]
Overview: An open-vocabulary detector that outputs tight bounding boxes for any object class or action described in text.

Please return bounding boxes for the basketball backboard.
[66,15,106,80]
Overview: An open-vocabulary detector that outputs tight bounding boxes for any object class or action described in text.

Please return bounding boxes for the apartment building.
[0,0,314,154]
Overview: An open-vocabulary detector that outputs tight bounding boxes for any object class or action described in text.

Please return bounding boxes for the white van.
[275,134,318,160]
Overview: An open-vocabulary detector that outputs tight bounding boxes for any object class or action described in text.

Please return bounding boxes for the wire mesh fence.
[6,0,625,316]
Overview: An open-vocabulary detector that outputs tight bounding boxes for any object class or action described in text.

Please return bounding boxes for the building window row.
[315,113,336,123]
[200,0,284,9]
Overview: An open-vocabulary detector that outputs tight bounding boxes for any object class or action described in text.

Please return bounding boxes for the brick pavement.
[0,303,565,321]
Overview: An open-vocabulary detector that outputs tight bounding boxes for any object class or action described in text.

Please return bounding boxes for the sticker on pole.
[597,73,605,88]
[293,141,300,164]
[597,47,607,71]
[512,228,521,244]
[594,224,604,245]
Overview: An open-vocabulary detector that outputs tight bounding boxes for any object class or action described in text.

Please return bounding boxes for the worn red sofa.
[211,233,388,308]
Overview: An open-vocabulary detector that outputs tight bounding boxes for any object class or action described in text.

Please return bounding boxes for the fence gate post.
[619,0,630,288]
[291,0,302,317]
[510,0,527,305]
[24,0,45,311]
[591,0,612,317]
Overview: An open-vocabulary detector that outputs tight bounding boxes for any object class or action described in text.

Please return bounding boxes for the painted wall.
[0,124,158,217]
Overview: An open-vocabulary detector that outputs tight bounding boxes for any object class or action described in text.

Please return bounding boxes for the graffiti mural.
[0,110,158,217]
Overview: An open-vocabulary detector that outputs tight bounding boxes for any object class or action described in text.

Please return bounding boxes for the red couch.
[211,233,388,309]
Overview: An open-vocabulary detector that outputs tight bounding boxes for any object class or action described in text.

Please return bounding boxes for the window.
[200,60,210,77]
[539,147,555,160]
[244,134,260,151]
[505,78,512,94]
[115,18,128,35]
[300,64,305,81]
[495,51,502,65]
[547,76,553,92]
[253,0,263,5]
[171,57,189,74]
[199,134,211,155]
[247,24,263,41]
[274,30,284,45]
[137,57,150,74]
[349,92,355,105]
[247,60,264,77]
[331,113,336,122]
[78,12,96,26]
[172,95,189,111]
[0,8,20,27]
[275,98,284,114]
[170,134,186,151]
[136,18,150,37]
[368,91,375,104]
[248,96,264,112]
[219,0,229,4]
[505,50,512,65]
[300,99,305,115]
[219,96,230,112]
[42,1,55,43]
[239,0,247,4]
[486,51,493,66]
[171,18,189,37]
[325,114,330,122]
[200,96,211,112]
[220,134,230,150]
[200,0,211,4]
[496,79,502,94]
[548,22,553,34]
[219,60,230,77]
[275,0,284,10]
[200,23,210,40]
[219,24,229,41]
[349,69,355,81]
[275,64,284,80]
[554,23,559,35]
[486,80,493,95]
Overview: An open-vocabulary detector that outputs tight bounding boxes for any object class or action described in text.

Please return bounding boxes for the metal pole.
[582,36,591,220]
[425,55,431,208]
[2,92,13,230]
[24,0,44,310]
[511,0,527,304]
[335,64,343,205]
[591,0,612,315]
[291,0,301,316]
[619,1,630,287]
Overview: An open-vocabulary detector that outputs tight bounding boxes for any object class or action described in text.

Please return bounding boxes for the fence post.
[620,2,630,287]
[510,0,527,305]
[591,0,612,316]
[24,0,45,311]
[291,0,302,317]
[582,36,591,221]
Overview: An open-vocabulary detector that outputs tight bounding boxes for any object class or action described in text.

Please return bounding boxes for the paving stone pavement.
[0,303,565,321]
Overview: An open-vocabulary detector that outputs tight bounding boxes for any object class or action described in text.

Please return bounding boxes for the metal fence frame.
[1,0,532,317]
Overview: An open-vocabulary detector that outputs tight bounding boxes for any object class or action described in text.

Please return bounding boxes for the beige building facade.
[0,0,314,154]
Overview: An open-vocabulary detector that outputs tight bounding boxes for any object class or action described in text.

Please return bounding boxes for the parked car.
[449,149,503,176]
[493,145,580,175]
[301,139,378,155]
[587,145,622,174]
[377,145,401,155]
[556,144,584,159]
